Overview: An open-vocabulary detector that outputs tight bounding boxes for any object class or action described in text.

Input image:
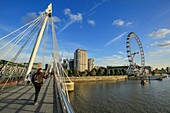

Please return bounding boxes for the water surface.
[69,78,170,113]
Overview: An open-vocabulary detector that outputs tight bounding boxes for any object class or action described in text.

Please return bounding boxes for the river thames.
[69,77,170,113]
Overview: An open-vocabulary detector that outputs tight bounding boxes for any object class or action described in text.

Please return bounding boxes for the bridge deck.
[0,77,62,113]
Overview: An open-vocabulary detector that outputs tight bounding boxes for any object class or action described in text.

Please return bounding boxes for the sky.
[0,0,170,69]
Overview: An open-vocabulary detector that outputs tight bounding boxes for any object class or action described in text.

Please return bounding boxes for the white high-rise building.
[74,49,88,72]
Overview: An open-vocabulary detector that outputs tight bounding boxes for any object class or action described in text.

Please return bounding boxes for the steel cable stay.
[52,52,74,113]
[52,18,74,103]
[0,14,44,41]
[51,18,60,60]
[0,15,45,90]
[0,20,42,73]
[45,54,53,75]
[0,17,44,75]
[0,14,44,53]
[10,33,37,78]
[0,22,43,76]
[0,19,44,63]
[51,18,72,104]
[12,18,45,63]
[0,23,45,90]
[41,19,49,67]
[0,16,45,61]
[10,18,45,71]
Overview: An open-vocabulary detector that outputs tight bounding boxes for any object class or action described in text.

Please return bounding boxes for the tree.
[110,69,115,75]
[81,70,88,76]
[73,68,79,76]
[97,68,104,76]
[117,69,121,75]
[90,69,96,76]
[114,69,118,75]
[161,68,166,74]
[121,69,126,75]
[68,70,72,77]
[104,69,110,76]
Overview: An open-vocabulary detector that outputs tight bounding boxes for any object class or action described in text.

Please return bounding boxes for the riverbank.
[69,75,128,82]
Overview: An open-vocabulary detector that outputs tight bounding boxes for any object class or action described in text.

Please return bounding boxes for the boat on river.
[140,80,148,85]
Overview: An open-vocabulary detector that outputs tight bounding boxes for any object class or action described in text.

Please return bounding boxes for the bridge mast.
[25,3,52,77]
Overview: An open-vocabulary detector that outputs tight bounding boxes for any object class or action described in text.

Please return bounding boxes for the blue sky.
[0,0,170,69]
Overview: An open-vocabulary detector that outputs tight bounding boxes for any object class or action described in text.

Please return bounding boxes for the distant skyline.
[0,0,170,69]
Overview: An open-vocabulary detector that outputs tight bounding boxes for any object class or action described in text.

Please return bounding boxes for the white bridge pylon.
[25,3,52,77]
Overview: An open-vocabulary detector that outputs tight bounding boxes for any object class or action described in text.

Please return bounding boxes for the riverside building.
[74,48,88,72]
[88,58,94,71]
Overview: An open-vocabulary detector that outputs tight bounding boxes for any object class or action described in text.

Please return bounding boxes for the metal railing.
[54,75,75,113]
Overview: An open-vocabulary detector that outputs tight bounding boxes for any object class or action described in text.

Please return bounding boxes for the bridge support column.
[25,4,52,77]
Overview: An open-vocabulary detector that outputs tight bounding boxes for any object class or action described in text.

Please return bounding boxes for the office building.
[88,58,94,71]
[74,48,88,72]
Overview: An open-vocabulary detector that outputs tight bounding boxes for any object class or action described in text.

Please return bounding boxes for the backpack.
[32,72,43,85]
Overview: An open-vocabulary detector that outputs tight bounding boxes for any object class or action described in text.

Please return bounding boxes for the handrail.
[54,76,75,113]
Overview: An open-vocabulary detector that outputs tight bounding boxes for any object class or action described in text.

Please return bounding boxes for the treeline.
[151,68,170,75]
[66,67,126,77]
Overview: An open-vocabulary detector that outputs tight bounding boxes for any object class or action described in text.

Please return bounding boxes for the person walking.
[32,68,47,105]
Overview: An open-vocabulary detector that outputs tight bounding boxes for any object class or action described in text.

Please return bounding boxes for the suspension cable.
[0,16,45,90]
[0,14,44,41]
[12,16,45,62]
[42,19,49,67]
[0,18,44,74]
[9,17,45,74]
[0,15,44,51]
[0,15,45,59]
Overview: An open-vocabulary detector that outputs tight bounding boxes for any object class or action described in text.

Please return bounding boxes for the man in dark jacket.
[32,68,47,105]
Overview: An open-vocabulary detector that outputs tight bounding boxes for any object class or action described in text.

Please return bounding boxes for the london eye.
[126,32,145,76]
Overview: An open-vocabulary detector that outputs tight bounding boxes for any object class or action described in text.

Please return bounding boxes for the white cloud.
[88,20,96,26]
[64,8,83,22]
[150,40,170,47]
[112,19,132,26]
[105,32,127,47]
[113,19,124,26]
[52,16,61,23]
[95,54,128,66]
[58,21,73,34]
[103,55,122,60]
[148,49,170,56]
[159,40,170,47]
[59,51,74,59]
[150,42,159,47]
[58,8,83,34]
[0,25,14,33]
[148,28,170,38]
[22,12,61,24]
[118,51,126,55]
[89,0,107,13]
[126,22,132,25]
[22,12,38,23]
[84,0,107,18]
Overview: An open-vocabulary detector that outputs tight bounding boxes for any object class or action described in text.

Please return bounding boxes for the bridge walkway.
[0,77,62,113]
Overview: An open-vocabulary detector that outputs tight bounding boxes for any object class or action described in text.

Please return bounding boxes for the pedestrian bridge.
[0,77,65,113]
[0,3,74,113]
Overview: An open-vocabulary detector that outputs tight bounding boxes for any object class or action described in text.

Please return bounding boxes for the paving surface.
[0,77,62,113]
